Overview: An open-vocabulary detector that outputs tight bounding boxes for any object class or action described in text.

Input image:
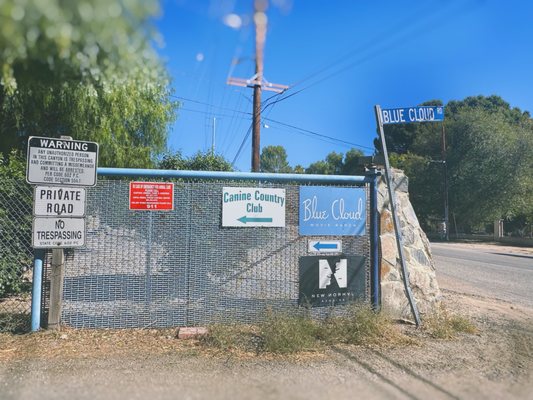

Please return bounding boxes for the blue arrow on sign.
[313,241,338,251]
[238,216,273,224]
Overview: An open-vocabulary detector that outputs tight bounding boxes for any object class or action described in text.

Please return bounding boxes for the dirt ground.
[0,243,532,400]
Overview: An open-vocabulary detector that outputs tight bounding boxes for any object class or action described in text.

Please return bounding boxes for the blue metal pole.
[31,250,44,332]
[369,170,381,310]
[97,167,371,184]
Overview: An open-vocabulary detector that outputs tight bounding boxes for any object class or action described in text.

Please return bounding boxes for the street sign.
[299,186,366,236]
[129,182,174,211]
[26,136,98,186]
[33,186,86,217]
[380,106,444,124]
[308,240,342,253]
[222,187,286,227]
[32,217,86,248]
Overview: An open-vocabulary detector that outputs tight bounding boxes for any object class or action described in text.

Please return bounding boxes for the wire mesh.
[0,179,33,333]
[41,178,371,329]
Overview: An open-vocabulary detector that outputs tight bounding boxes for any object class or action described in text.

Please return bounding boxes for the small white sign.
[33,186,86,217]
[222,187,286,227]
[26,136,98,186]
[32,217,86,248]
[308,240,342,253]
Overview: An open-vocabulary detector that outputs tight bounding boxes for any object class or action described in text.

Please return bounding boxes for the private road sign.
[26,136,99,186]
[222,187,286,227]
[33,186,86,217]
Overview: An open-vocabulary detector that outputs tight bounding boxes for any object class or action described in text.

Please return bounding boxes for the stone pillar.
[378,169,441,318]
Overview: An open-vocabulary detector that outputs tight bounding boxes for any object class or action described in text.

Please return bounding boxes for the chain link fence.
[40,178,372,329]
[0,173,373,332]
[0,178,33,333]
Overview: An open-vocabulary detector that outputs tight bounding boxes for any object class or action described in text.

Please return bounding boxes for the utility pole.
[251,0,265,172]
[227,0,287,172]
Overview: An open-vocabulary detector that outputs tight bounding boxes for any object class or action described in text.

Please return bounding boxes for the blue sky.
[155,0,533,171]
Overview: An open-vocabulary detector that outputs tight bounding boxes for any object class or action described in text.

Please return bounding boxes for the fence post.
[48,249,65,330]
[368,168,381,311]
[31,250,44,332]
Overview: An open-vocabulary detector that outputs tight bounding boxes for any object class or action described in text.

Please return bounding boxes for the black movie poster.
[299,255,366,307]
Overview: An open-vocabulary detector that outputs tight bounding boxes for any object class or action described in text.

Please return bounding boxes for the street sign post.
[26,136,99,186]
[32,217,86,248]
[374,104,447,327]
[33,186,86,217]
[222,187,286,227]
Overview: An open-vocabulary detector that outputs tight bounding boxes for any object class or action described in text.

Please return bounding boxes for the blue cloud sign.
[299,186,366,236]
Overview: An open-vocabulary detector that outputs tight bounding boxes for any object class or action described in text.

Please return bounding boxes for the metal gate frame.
[31,168,381,330]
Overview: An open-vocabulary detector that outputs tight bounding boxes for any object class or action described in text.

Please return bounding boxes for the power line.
[179,107,251,120]
[231,122,253,167]
[257,1,479,110]
[288,2,440,90]
[178,99,373,156]
[263,117,375,151]
[172,95,252,117]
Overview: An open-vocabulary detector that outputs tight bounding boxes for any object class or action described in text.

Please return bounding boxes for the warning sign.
[129,182,174,211]
[26,136,98,186]
[32,217,86,248]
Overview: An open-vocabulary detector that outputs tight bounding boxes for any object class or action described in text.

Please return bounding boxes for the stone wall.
[378,169,441,319]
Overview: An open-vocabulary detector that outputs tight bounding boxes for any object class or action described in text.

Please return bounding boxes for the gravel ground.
[1,243,532,400]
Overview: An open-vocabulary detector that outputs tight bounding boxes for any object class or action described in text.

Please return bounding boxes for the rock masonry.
[378,169,441,319]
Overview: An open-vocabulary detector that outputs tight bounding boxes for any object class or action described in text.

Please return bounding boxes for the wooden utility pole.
[227,0,287,172]
[251,0,266,172]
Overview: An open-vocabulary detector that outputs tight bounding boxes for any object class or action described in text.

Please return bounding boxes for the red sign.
[129,182,174,211]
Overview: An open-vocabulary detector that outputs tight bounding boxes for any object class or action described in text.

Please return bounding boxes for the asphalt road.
[430,242,533,308]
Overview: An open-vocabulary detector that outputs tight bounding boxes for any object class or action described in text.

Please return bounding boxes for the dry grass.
[422,305,478,339]
[0,327,195,363]
[0,304,479,361]
[201,303,413,354]
[319,304,413,346]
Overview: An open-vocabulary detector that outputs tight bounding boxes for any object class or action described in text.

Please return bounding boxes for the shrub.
[200,303,408,354]
[258,311,319,354]
[422,306,477,339]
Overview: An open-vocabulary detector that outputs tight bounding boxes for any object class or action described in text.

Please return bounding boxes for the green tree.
[158,151,187,170]
[260,145,292,173]
[379,96,533,230]
[293,164,305,174]
[158,151,233,172]
[187,151,233,172]
[0,0,178,167]
[446,109,531,224]
[306,148,364,175]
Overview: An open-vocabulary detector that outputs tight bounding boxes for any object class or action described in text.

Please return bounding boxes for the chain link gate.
[0,177,33,333]
[38,169,379,329]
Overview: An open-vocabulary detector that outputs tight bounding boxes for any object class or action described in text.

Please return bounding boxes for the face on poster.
[299,186,366,236]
